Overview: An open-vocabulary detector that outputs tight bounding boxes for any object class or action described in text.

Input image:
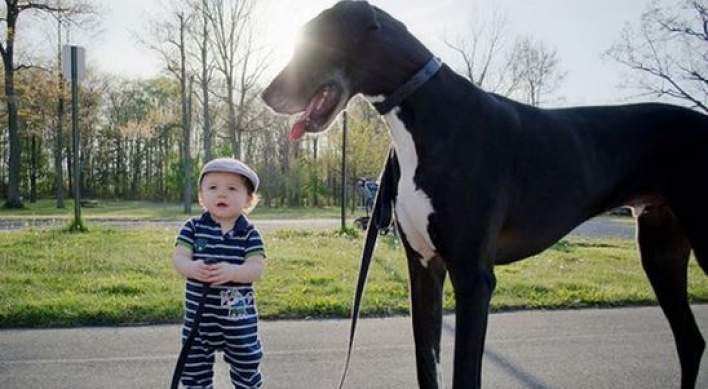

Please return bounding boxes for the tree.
[506,37,565,106]
[205,0,266,161]
[51,5,67,208]
[0,0,94,208]
[606,0,708,112]
[445,9,565,106]
[138,2,195,212]
[444,10,512,94]
[196,0,214,162]
[178,12,193,213]
[16,67,55,203]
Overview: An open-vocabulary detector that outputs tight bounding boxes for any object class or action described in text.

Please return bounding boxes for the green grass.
[1,227,706,328]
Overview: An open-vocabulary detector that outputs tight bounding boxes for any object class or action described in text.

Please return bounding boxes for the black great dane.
[261,1,708,388]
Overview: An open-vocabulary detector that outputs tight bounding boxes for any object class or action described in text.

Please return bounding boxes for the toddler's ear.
[244,193,259,214]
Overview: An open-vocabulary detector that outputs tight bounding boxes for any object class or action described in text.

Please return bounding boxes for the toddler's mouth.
[216,202,228,208]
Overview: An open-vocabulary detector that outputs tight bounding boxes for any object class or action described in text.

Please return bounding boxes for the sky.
[75,0,653,107]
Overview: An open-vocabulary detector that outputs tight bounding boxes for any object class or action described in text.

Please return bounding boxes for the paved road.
[0,215,636,239]
[568,215,635,239]
[0,217,341,232]
[1,306,706,388]
[0,215,653,389]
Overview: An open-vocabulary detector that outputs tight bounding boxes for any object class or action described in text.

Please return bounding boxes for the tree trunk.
[234,51,250,162]
[180,14,192,214]
[227,79,239,159]
[129,138,141,199]
[201,0,212,163]
[3,8,23,208]
[55,15,65,208]
[55,86,65,207]
[29,134,38,203]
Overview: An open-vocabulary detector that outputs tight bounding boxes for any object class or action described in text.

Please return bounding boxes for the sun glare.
[259,0,332,74]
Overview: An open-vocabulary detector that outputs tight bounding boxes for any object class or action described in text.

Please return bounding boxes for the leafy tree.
[16,67,55,202]
[320,103,390,212]
[0,0,95,208]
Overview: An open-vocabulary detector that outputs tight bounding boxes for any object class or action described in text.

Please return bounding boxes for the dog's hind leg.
[673,204,708,276]
[638,205,705,389]
[407,250,447,389]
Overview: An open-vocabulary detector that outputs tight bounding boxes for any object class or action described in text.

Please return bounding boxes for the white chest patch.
[366,97,437,266]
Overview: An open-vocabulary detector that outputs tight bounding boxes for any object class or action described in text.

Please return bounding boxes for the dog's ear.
[335,0,381,46]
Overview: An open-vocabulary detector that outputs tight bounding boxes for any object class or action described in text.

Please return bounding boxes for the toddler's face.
[199,172,252,224]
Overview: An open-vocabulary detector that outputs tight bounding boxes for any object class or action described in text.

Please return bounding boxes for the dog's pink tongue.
[290,119,307,140]
[289,87,331,140]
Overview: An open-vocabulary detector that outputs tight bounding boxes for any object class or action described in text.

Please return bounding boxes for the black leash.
[170,276,213,388]
[337,58,440,388]
[337,147,398,389]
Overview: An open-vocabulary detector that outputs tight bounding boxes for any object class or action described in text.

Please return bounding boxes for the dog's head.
[261,1,431,140]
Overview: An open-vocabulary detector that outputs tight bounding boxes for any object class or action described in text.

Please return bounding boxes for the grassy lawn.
[1,226,706,328]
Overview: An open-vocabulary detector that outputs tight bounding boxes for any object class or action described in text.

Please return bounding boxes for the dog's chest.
[387,113,437,265]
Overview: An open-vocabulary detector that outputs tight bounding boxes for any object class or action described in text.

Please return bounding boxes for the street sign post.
[62,45,86,231]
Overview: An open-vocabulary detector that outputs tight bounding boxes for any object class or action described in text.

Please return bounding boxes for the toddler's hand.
[206,263,236,286]
[187,260,214,283]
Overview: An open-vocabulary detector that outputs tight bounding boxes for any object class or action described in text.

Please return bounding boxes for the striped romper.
[176,212,266,389]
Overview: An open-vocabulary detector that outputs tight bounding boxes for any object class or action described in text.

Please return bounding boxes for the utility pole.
[55,6,65,208]
[62,45,86,232]
[340,111,348,231]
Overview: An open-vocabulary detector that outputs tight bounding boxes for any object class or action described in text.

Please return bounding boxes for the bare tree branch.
[606,0,708,112]
[443,8,564,105]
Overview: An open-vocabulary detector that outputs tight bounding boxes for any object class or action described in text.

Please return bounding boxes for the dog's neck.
[372,57,443,115]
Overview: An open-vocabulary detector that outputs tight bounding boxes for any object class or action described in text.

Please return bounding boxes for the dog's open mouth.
[290,83,342,140]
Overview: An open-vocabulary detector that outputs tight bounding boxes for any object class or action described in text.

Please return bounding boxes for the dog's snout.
[261,83,277,107]
[261,81,289,113]
[261,73,313,116]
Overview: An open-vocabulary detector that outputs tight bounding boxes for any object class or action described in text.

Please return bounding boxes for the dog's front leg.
[407,248,447,389]
[448,246,496,389]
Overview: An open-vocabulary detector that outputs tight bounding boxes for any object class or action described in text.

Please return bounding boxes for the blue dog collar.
[373,56,443,115]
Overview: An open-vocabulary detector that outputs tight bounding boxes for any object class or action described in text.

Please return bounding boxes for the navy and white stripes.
[176,212,266,388]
